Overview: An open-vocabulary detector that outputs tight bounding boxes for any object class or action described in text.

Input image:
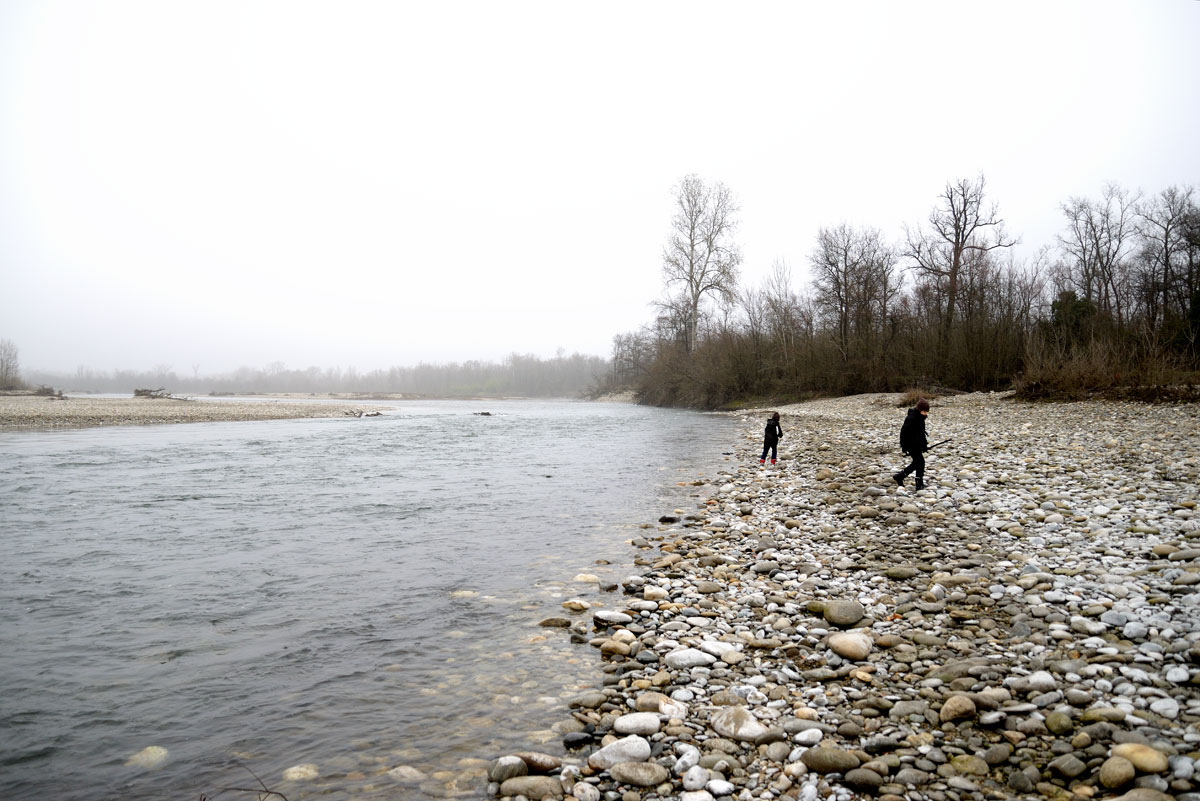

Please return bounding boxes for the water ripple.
[0,400,737,800]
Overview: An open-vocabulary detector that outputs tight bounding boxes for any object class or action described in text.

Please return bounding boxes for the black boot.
[892,473,904,487]
[915,477,925,490]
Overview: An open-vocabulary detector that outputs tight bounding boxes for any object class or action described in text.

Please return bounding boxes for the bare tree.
[761,259,805,374]
[810,224,900,367]
[658,174,742,352]
[0,339,21,389]
[1057,183,1140,330]
[1137,185,1196,332]
[905,175,1016,365]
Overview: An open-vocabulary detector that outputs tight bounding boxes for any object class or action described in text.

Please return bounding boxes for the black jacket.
[899,408,927,454]
[763,419,782,444]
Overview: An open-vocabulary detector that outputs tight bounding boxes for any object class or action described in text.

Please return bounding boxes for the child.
[893,398,929,489]
[760,412,782,465]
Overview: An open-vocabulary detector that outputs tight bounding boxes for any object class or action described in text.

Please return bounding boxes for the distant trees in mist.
[26,352,610,398]
[606,175,1200,406]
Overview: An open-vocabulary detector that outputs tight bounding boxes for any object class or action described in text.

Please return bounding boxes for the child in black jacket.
[760,412,782,465]
[893,399,929,489]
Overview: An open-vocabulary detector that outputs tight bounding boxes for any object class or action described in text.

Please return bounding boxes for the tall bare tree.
[1057,183,1140,330]
[659,175,742,352]
[810,224,899,368]
[905,175,1015,365]
[0,339,20,390]
[761,260,805,374]
[1137,185,1196,332]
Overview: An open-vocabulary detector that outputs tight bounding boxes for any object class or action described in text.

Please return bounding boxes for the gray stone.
[499,775,564,799]
[710,706,768,742]
[588,735,651,771]
[488,755,528,782]
[609,761,669,787]
[664,648,717,669]
[823,600,866,627]
[844,768,884,790]
[1049,754,1087,778]
[1100,756,1136,788]
[827,631,872,660]
[939,694,976,722]
[613,712,661,736]
[800,747,860,774]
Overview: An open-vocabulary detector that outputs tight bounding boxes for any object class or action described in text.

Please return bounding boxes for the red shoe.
[771,459,776,465]
[759,458,765,464]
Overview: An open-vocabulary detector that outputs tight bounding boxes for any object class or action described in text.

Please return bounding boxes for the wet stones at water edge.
[485,392,1200,801]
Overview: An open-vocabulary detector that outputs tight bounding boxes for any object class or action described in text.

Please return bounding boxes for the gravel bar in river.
[0,394,385,430]
[484,391,1200,801]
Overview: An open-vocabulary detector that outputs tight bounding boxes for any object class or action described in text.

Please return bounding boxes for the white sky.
[2,1,1198,375]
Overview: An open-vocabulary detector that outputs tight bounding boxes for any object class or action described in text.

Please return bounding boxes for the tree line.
[605,175,1200,407]
[20,351,609,398]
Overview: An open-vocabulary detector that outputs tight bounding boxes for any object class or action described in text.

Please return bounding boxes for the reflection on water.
[0,399,737,800]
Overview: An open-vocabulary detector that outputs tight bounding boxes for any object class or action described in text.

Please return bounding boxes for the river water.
[0,399,740,800]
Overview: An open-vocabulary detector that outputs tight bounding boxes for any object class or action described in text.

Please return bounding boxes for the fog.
[2,1,1197,377]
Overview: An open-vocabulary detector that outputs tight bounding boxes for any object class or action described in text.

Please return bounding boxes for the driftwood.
[344,409,383,418]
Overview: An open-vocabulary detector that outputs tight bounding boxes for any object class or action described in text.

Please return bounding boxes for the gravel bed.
[478,391,1200,801]
[0,395,383,430]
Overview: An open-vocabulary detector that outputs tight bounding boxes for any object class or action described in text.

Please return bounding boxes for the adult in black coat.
[893,398,930,489]
[760,412,783,465]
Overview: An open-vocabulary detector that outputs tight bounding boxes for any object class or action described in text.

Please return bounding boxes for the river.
[0,399,740,800]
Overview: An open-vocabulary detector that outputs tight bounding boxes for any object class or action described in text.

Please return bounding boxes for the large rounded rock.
[614,712,661,736]
[823,600,865,627]
[681,765,710,791]
[709,706,768,742]
[588,735,651,770]
[514,752,561,773]
[499,776,563,799]
[570,690,609,709]
[593,610,633,625]
[572,782,601,801]
[487,755,527,782]
[827,631,872,660]
[1099,756,1136,788]
[387,765,425,783]
[126,746,169,769]
[636,691,687,719]
[1110,790,1177,801]
[800,747,860,774]
[664,648,717,669]
[1111,743,1169,773]
[950,755,989,775]
[939,694,977,723]
[609,761,669,787]
[844,767,884,791]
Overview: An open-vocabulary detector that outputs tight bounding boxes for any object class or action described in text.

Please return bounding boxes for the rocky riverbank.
[0,394,387,430]
[487,392,1200,801]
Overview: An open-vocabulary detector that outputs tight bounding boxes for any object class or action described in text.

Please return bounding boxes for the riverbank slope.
[488,391,1200,801]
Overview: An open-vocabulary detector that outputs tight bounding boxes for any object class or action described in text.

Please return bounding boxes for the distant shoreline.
[0,395,388,432]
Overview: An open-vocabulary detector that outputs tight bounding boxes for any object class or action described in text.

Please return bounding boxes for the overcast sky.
[2,1,1198,375]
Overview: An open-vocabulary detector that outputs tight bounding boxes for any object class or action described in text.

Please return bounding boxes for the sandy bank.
[0,395,390,431]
